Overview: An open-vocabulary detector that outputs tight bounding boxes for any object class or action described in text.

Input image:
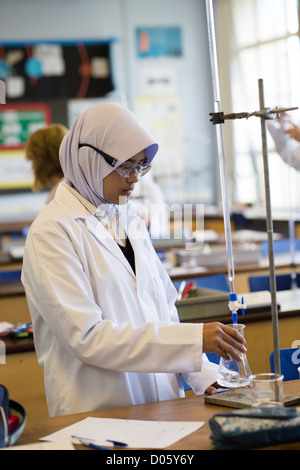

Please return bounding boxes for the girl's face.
[103,150,146,204]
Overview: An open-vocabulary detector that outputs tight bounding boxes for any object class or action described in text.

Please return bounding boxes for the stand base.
[204,388,300,408]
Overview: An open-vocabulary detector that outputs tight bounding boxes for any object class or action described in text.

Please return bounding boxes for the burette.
[205,0,243,324]
[205,0,297,330]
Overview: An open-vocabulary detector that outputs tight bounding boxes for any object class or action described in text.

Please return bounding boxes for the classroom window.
[224,0,300,208]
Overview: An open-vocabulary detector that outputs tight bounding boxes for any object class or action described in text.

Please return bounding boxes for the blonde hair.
[26,123,68,191]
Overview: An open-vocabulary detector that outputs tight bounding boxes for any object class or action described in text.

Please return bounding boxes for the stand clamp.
[210,106,298,125]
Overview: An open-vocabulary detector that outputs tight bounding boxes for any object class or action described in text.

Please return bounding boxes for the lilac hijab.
[59,103,158,208]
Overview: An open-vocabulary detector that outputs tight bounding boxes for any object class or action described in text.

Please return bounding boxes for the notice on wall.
[0,103,51,146]
[139,67,178,95]
[0,103,51,192]
[135,94,187,203]
[0,148,33,191]
[135,27,183,59]
[0,40,114,101]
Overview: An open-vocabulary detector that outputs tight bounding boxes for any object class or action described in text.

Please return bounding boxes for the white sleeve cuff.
[181,354,219,395]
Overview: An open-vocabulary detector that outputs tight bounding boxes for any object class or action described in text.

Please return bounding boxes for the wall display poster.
[136,27,183,59]
[0,40,114,102]
[135,94,186,203]
[0,103,51,192]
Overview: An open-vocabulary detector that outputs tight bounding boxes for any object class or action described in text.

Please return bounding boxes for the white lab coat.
[267,120,300,170]
[21,183,217,417]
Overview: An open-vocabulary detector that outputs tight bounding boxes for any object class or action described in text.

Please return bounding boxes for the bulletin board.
[0,147,34,191]
[0,39,115,193]
[0,40,114,102]
[0,103,51,146]
[0,102,51,192]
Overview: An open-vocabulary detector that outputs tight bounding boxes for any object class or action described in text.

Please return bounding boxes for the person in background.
[267,114,300,170]
[25,124,68,203]
[21,103,246,417]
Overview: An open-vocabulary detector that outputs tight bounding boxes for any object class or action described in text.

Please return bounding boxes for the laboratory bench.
[10,380,300,450]
[1,349,49,423]
[178,289,300,376]
[0,267,30,325]
[1,260,300,369]
[1,217,300,431]
[204,205,300,238]
[0,264,49,424]
[1,286,300,433]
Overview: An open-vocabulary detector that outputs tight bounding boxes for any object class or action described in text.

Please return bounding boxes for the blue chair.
[270,348,300,381]
[248,273,300,292]
[206,352,220,364]
[261,238,300,256]
[173,274,230,292]
[231,212,250,230]
[0,269,21,282]
[181,378,192,391]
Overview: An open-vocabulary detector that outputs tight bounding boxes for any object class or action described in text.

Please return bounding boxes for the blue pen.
[72,435,128,449]
[86,442,111,450]
[106,439,128,447]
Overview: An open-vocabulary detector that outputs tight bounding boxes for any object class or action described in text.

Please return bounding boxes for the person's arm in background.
[285,123,300,142]
[267,116,300,170]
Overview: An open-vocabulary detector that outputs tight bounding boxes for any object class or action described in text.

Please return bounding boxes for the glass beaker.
[216,323,251,388]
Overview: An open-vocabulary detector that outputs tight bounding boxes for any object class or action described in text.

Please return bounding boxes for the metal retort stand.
[204,0,300,407]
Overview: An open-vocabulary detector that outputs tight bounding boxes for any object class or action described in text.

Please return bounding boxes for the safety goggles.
[115,161,151,178]
[79,143,151,177]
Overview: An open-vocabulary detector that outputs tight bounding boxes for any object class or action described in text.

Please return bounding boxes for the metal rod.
[258,78,281,380]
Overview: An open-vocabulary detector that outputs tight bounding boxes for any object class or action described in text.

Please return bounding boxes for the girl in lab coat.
[21,103,246,417]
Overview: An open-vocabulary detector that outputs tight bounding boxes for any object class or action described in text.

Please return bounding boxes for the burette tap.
[228,293,246,325]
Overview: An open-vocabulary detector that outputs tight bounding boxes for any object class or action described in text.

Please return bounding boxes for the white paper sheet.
[41,417,204,449]
[4,439,75,450]
[0,322,13,334]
